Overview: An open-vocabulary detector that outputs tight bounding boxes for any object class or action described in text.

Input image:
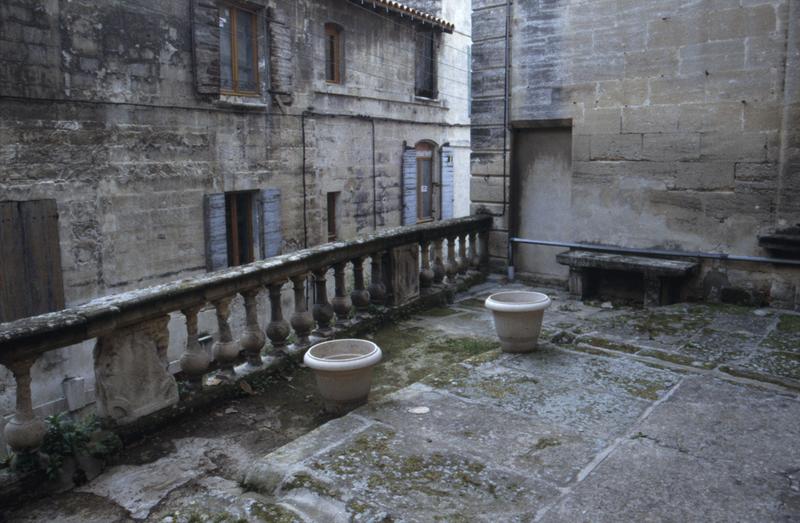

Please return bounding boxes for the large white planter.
[485,291,551,353]
[304,339,382,414]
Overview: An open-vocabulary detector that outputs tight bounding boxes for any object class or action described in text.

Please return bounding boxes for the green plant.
[39,413,122,480]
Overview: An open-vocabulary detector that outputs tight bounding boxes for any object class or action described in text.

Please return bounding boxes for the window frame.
[219,1,261,97]
[415,142,435,222]
[325,23,344,84]
[326,191,340,241]
[225,191,256,266]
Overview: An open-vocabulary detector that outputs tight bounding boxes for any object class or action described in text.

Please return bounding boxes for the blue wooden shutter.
[204,193,228,271]
[261,188,282,257]
[440,146,454,220]
[402,148,417,225]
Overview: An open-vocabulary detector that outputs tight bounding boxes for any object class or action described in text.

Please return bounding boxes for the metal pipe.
[509,237,800,267]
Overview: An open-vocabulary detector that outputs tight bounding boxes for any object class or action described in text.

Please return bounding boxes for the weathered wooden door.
[0,200,65,322]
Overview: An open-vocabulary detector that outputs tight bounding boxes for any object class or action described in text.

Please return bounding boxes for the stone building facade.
[0,0,471,435]
[471,0,799,307]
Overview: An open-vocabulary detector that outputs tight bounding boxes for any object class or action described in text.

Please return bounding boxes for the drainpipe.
[371,118,377,230]
[301,112,309,249]
[503,0,512,281]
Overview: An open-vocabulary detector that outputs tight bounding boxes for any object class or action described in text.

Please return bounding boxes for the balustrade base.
[0,269,488,507]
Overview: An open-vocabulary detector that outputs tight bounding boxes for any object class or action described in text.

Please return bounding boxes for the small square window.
[219,3,260,95]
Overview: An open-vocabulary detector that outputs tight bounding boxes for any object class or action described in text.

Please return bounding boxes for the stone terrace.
[5,279,800,522]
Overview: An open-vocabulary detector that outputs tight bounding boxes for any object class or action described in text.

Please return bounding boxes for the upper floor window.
[325,23,343,84]
[219,3,259,95]
[415,29,436,98]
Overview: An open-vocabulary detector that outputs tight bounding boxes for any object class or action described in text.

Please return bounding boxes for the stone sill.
[214,94,269,109]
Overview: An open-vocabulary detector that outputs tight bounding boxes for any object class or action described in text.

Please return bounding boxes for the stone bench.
[556,250,699,306]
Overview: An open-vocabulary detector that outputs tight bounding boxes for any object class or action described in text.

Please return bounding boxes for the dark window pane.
[219,7,233,91]
[236,9,257,92]
[327,34,337,81]
[415,31,434,96]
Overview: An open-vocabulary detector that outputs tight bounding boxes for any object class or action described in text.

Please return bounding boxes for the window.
[205,189,282,271]
[219,3,259,95]
[416,142,434,221]
[0,200,65,322]
[225,191,255,266]
[325,23,343,84]
[327,191,340,241]
[415,29,436,98]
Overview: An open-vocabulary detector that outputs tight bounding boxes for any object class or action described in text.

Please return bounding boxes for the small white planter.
[485,291,551,353]
[304,339,382,414]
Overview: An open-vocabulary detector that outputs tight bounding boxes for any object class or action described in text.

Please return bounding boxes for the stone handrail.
[0,215,492,456]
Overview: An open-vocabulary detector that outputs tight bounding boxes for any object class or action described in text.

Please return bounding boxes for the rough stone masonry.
[470,0,800,307]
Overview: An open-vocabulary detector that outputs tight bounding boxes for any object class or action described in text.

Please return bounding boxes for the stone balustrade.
[0,215,491,458]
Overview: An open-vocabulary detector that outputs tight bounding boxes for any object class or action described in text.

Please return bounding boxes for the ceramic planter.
[485,291,551,353]
[303,339,382,414]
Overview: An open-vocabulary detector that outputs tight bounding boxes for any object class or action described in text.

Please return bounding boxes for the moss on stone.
[638,348,715,369]
[777,314,800,333]
[583,336,641,354]
[426,337,500,358]
[534,437,561,450]
[282,472,338,498]
[249,502,302,523]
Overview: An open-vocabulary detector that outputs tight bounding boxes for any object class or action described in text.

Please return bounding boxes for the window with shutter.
[0,200,65,322]
[192,0,266,98]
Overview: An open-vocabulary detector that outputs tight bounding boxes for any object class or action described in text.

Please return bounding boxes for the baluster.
[3,358,46,458]
[289,274,314,353]
[432,239,446,284]
[312,268,335,338]
[468,231,480,270]
[266,281,291,354]
[350,257,371,318]
[369,252,387,306]
[457,233,468,276]
[419,241,435,290]
[212,297,239,380]
[445,236,458,284]
[240,289,266,369]
[180,304,210,389]
[332,262,353,328]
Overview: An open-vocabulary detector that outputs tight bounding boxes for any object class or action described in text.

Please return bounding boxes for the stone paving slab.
[5,280,800,522]
[540,375,800,523]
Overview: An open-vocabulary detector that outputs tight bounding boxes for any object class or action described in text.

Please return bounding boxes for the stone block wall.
[471,0,799,305]
[0,0,472,437]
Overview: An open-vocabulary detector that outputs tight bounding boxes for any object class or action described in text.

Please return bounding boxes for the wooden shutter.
[204,193,228,271]
[261,188,282,257]
[267,8,293,95]
[402,148,418,225]
[440,146,455,220]
[192,0,221,95]
[0,200,64,322]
